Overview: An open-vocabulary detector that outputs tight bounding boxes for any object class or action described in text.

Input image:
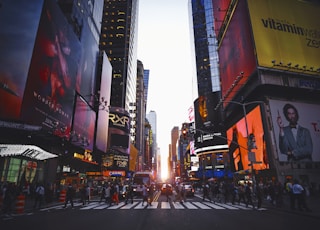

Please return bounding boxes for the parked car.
[161,183,173,195]
[183,183,195,197]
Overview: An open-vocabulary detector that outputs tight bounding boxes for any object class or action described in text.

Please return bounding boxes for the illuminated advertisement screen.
[248,0,320,74]
[194,92,228,154]
[71,95,96,152]
[95,52,112,152]
[20,0,81,136]
[218,0,257,105]
[226,106,269,172]
[108,107,130,155]
[0,1,43,120]
[269,100,320,162]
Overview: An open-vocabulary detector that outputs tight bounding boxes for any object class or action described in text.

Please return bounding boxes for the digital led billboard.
[194,92,228,154]
[248,0,320,75]
[226,106,269,172]
[20,0,81,136]
[71,95,96,152]
[218,0,257,107]
[269,100,320,162]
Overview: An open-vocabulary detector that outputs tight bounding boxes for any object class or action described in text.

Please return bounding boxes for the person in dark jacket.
[63,184,75,208]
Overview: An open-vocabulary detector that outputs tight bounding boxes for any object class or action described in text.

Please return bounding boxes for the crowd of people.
[1,177,316,215]
[191,178,314,211]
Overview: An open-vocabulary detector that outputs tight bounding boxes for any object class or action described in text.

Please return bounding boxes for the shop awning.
[0,144,58,160]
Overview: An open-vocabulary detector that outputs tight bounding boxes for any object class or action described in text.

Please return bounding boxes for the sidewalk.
[262,194,320,218]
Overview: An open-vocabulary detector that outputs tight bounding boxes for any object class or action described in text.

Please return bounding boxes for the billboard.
[95,52,112,152]
[218,0,257,106]
[20,0,81,136]
[194,92,228,154]
[71,95,96,152]
[0,0,43,120]
[103,107,131,171]
[226,106,269,172]
[269,100,320,162]
[76,21,99,102]
[248,0,320,74]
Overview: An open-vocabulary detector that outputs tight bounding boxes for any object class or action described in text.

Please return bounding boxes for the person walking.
[285,178,294,210]
[165,184,172,202]
[125,183,134,204]
[33,183,45,210]
[63,184,75,208]
[85,185,91,204]
[141,184,149,206]
[104,183,112,206]
[245,182,255,209]
[202,183,212,202]
[100,184,106,202]
[292,179,311,212]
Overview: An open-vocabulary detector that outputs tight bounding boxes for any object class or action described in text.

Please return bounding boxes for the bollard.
[59,190,66,203]
[15,194,25,214]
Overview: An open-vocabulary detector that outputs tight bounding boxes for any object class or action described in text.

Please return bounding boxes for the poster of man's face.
[269,99,320,162]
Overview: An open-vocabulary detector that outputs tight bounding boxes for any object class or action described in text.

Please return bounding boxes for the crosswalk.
[40,201,267,211]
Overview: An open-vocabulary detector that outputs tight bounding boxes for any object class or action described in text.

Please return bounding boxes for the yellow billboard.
[248,0,320,75]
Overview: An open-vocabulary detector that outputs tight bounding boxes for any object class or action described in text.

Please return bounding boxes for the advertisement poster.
[194,92,228,154]
[248,0,320,74]
[71,95,96,152]
[269,100,320,162]
[20,0,81,136]
[226,106,269,172]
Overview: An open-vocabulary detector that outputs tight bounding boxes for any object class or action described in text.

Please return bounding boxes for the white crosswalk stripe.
[42,201,268,211]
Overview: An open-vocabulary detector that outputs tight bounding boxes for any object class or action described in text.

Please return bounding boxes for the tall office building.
[99,0,139,111]
[146,110,157,167]
[189,0,228,156]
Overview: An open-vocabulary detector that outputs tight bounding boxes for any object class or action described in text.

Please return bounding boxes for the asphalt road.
[1,191,320,230]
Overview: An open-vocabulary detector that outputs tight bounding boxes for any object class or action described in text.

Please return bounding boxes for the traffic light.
[182,123,188,139]
[248,133,257,150]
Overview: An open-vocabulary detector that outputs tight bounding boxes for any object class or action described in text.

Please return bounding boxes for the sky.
[137,0,195,173]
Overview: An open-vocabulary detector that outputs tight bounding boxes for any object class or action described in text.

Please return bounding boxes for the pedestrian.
[80,186,86,205]
[180,183,186,203]
[141,184,149,206]
[165,184,172,202]
[63,184,75,208]
[113,183,119,205]
[85,185,91,204]
[100,184,106,202]
[125,184,134,204]
[256,182,264,209]
[237,184,246,205]
[33,183,45,210]
[202,183,212,202]
[285,178,294,210]
[2,182,15,216]
[292,179,311,212]
[104,183,111,206]
[245,182,254,209]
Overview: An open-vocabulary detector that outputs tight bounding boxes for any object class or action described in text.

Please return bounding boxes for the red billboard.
[218,0,257,107]
[20,0,81,136]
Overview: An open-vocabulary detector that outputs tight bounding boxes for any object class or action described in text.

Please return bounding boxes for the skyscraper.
[99,0,139,111]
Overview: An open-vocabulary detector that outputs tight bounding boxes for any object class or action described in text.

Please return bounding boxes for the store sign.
[102,170,126,177]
